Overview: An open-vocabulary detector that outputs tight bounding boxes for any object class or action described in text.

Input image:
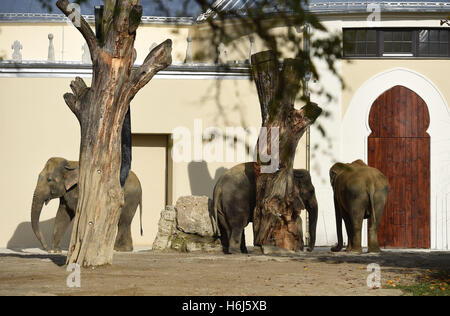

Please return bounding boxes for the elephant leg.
[223,205,248,254]
[115,215,133,252]
[228,228,244,254]
[51,202,73,253]
[367,219,380,253]
[305,195,318,252]
[368,193,385,253]
[331,196,343,252]
[296,215,304,251]
[217,212,231,254]
[218,224,230,254]
[342,213,353,252]
[240,231,248,254]
[349,211,364,253]
[115,195,139,252]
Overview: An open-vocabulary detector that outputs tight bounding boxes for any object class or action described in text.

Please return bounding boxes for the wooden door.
[132,134,170,247]
[368,85,430,248]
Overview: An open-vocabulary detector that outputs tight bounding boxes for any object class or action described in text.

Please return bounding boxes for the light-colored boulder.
[152,206,177,250]
[175,195,215,237]
[152,196,221,253]
[170,231,221,253]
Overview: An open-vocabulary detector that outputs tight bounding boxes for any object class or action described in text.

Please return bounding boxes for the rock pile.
[152,196,222,253]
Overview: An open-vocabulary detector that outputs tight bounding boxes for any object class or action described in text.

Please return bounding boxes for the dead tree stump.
[251,51,322,251]
[57,0,172,267]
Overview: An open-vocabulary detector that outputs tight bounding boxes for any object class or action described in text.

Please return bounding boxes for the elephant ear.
[64,161,79,191]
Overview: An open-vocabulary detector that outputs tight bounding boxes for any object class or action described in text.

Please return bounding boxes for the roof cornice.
[196,1,450,22]
[0,61,251,79]
[0,13,194,25]
[0,2,448,24]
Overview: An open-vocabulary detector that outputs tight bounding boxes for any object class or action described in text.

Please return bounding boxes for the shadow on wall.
[7,218,73,250]
[188,161,227,198]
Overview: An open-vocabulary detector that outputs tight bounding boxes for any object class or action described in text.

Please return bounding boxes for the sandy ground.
[0,247,448,296]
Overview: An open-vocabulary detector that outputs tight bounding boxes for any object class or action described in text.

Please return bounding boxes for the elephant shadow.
[187,161,227,198]
[188,161,229,235]
[7,218,72,251]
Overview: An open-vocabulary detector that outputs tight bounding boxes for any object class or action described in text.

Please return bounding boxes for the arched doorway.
[368,85,430,248]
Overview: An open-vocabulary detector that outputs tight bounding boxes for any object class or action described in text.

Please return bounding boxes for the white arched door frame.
[342,68,450,250]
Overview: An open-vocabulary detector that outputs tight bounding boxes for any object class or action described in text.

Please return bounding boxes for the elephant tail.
[212,186,222,239]
[139,197,143,236]
[367,189,376,228]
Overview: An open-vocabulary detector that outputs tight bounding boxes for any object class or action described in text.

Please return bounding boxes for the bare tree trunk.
[251,51,322,251]
[57,0,172,267]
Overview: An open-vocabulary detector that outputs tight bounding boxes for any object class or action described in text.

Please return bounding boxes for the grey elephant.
[31,157,143,253]
[212,162,318,254]
[329,159,389,253]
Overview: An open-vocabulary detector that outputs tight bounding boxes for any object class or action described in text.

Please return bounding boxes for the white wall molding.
[0,62,251,80]
[343,67,450,250]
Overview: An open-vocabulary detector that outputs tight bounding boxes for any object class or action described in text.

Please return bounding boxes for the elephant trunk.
[31,189,48,250]
[306,196,318,252]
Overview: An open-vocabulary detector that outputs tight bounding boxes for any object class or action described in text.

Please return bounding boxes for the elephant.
[212,162,318,254]
[31,157,143,253]
[329,159,389,253]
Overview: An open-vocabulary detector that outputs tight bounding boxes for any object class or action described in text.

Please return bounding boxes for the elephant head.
[329,160,366,188]
[31,157,78,250]
[329,162,347,188]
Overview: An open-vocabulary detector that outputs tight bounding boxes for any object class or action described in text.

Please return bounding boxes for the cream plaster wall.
[0,76,307,249]
[338,13,450,115]
[342,60,450,117]
[2,11,447,250]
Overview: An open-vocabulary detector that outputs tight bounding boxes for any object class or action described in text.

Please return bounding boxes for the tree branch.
[56,0,98,58]
[128,5,143,34]
[70,76,89,98]
[129,39,172,96]
[298,101,322,125]
[63,93,78,115]
[63,77,90,119]
[251,50,279,123]
[280,58,302,107]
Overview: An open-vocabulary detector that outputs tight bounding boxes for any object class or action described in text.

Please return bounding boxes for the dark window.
[383,30,413,55]
[343,28,450,58]
[343,29,377,57]
[418,29,449,57]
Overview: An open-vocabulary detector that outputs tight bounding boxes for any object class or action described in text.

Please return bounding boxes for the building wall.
[305,15,450,249]
[342,59,450,115]
[337,15,450,249]
[340,67,450,250]
[0,73,307,249]
[1,11,448,250]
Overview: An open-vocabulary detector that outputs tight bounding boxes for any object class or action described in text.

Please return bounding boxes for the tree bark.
[251,51,322,251]
[57,0,172,267]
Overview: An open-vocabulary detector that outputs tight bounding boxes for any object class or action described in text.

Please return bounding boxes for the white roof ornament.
[11,40,22,62]
[184,36,193,64]
[48,34,55,63]
[248,35,255,64]
[217,42,228,64]
[81,42,92,64]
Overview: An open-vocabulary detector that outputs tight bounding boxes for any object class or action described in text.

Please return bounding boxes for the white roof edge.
[0,2,448,25]
[0,13,195,25]
[196,1,450,23]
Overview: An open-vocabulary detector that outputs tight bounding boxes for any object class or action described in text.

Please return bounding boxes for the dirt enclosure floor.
[0,247,448,296]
